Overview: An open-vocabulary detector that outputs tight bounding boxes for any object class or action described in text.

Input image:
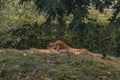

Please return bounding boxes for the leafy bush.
[0,0,52,49]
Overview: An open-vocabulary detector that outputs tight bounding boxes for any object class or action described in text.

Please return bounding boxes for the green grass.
[0,49,120,80]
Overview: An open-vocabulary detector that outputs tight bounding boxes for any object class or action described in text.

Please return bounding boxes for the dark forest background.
[0,0,120,56]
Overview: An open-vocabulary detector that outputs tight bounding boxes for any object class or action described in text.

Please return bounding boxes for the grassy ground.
[0,49,120,80]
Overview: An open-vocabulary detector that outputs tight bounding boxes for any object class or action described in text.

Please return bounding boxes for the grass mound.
[0,49,120,80]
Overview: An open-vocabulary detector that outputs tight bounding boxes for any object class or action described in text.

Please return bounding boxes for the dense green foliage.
[0,49,120,80]
[0,0,120,56]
